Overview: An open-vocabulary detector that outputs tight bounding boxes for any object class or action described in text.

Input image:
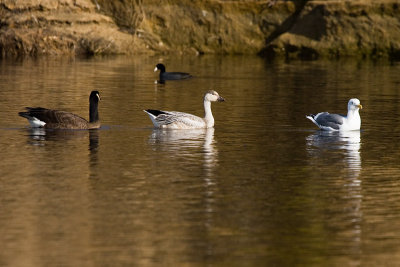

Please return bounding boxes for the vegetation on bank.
[1,0,399,60]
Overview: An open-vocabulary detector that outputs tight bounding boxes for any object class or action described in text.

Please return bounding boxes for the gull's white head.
[348,98,362,111]
[204,90,225,102]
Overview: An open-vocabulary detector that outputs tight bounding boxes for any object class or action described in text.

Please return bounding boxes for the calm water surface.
[1,56,400,266]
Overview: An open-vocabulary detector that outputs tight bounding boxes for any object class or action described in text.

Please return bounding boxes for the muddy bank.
[1,0,400,60]
[0,0,146,57]
[260,0,400,60]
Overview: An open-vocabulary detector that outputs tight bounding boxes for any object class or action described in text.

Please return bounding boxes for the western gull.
[306,98,362,131]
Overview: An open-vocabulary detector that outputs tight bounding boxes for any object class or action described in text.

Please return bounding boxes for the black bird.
[19,91,101,129]
[154,63,192,81]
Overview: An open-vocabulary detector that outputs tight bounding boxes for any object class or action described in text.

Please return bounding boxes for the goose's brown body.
[19,91,101,129]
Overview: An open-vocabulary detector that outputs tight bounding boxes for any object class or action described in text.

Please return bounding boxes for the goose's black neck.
[89,91,100,123]
[89,102,99,123]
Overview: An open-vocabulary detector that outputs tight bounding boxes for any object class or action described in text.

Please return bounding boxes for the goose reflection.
[26,128,88,143]
[24,128,100,154]
[26,128,97,144]
[27,127,47,143]
[155,79,166,85]
[149,127,217,177]
[149,127,218,227]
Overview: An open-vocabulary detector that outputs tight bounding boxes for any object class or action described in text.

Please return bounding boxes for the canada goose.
[19,91,101,129]
[306,98,362,131]
[154,63,192,81]
[144,90,225,129]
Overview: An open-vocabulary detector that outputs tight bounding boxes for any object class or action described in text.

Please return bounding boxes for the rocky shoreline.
[1,0,399,60]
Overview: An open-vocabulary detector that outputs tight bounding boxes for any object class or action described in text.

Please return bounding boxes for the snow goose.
[19,91,101,129]
[306,98,362,131]
[144,90,225,129]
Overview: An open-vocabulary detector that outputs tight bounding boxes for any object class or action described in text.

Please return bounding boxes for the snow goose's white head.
[204,90,225,102]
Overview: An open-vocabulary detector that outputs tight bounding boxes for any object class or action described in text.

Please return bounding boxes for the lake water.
[1,55,400,266]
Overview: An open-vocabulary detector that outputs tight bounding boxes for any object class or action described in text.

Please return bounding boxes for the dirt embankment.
[0,0,146,57]
[1,0,400,60]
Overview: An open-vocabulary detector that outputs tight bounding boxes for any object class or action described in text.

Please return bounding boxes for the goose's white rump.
[306,98,362,131]
[144,90,225,129]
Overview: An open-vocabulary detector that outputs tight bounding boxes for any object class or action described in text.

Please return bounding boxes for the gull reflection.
[306,130,361,174]
[306,130,362,259]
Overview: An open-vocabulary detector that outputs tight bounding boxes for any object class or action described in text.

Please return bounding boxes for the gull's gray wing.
[314,112,345,130]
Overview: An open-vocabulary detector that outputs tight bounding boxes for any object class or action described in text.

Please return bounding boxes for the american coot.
[144,90,225,129]
[306,98,362,131]
[154,63,192,81]
[19,91,101,129]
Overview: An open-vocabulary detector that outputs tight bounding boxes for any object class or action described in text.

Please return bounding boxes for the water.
[1,55,400,266]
